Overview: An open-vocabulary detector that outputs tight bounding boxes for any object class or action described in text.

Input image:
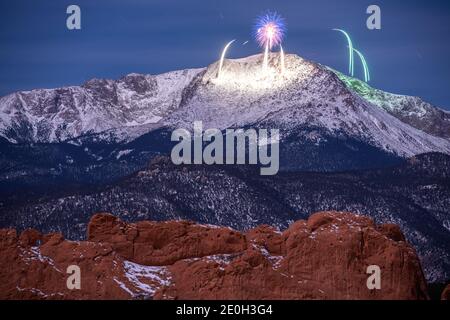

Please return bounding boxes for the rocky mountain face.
[2,153,449,283]
[1,54,450,196]
[335,69,450,140]
[171,54,450,156]
[0,70,201,144]
[1,54,449,154]
[0,212,429,300]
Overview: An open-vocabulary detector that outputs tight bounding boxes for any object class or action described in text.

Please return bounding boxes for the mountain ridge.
[1,53,449,157]
[334,68,450,139]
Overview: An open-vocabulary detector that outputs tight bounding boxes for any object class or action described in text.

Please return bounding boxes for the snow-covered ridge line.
[162,53,450,157]
[0,68,204,143]
[0,53,449,158]
[331,68,450,141]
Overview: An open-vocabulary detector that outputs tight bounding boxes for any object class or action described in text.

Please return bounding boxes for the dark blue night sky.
[1,0,449,110]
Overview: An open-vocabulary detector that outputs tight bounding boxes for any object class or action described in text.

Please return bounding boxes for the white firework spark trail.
[217,39,235,78]
[280,44,285,74]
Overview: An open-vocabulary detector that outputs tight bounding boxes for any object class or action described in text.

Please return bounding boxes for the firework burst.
[254,11,286,50]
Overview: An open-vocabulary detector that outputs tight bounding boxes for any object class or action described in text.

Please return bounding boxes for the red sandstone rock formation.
[441,284,450,300]
[0,211,429,300]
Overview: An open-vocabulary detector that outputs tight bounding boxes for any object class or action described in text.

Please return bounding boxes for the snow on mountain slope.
[0,69,202,143]
[165,53,450,157]
[333,69,450,140]
[0,53,449,158]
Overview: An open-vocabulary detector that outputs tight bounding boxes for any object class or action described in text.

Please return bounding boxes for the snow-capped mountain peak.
[164,53,450,157]
[0,53,449,158]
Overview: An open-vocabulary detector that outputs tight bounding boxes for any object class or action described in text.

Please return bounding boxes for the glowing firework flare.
[353,48,370,82]
[255,11,286,50]
[333,29,354,76]
[217,39,235,78]
[280,44,285,74]
[254,11,286,72]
